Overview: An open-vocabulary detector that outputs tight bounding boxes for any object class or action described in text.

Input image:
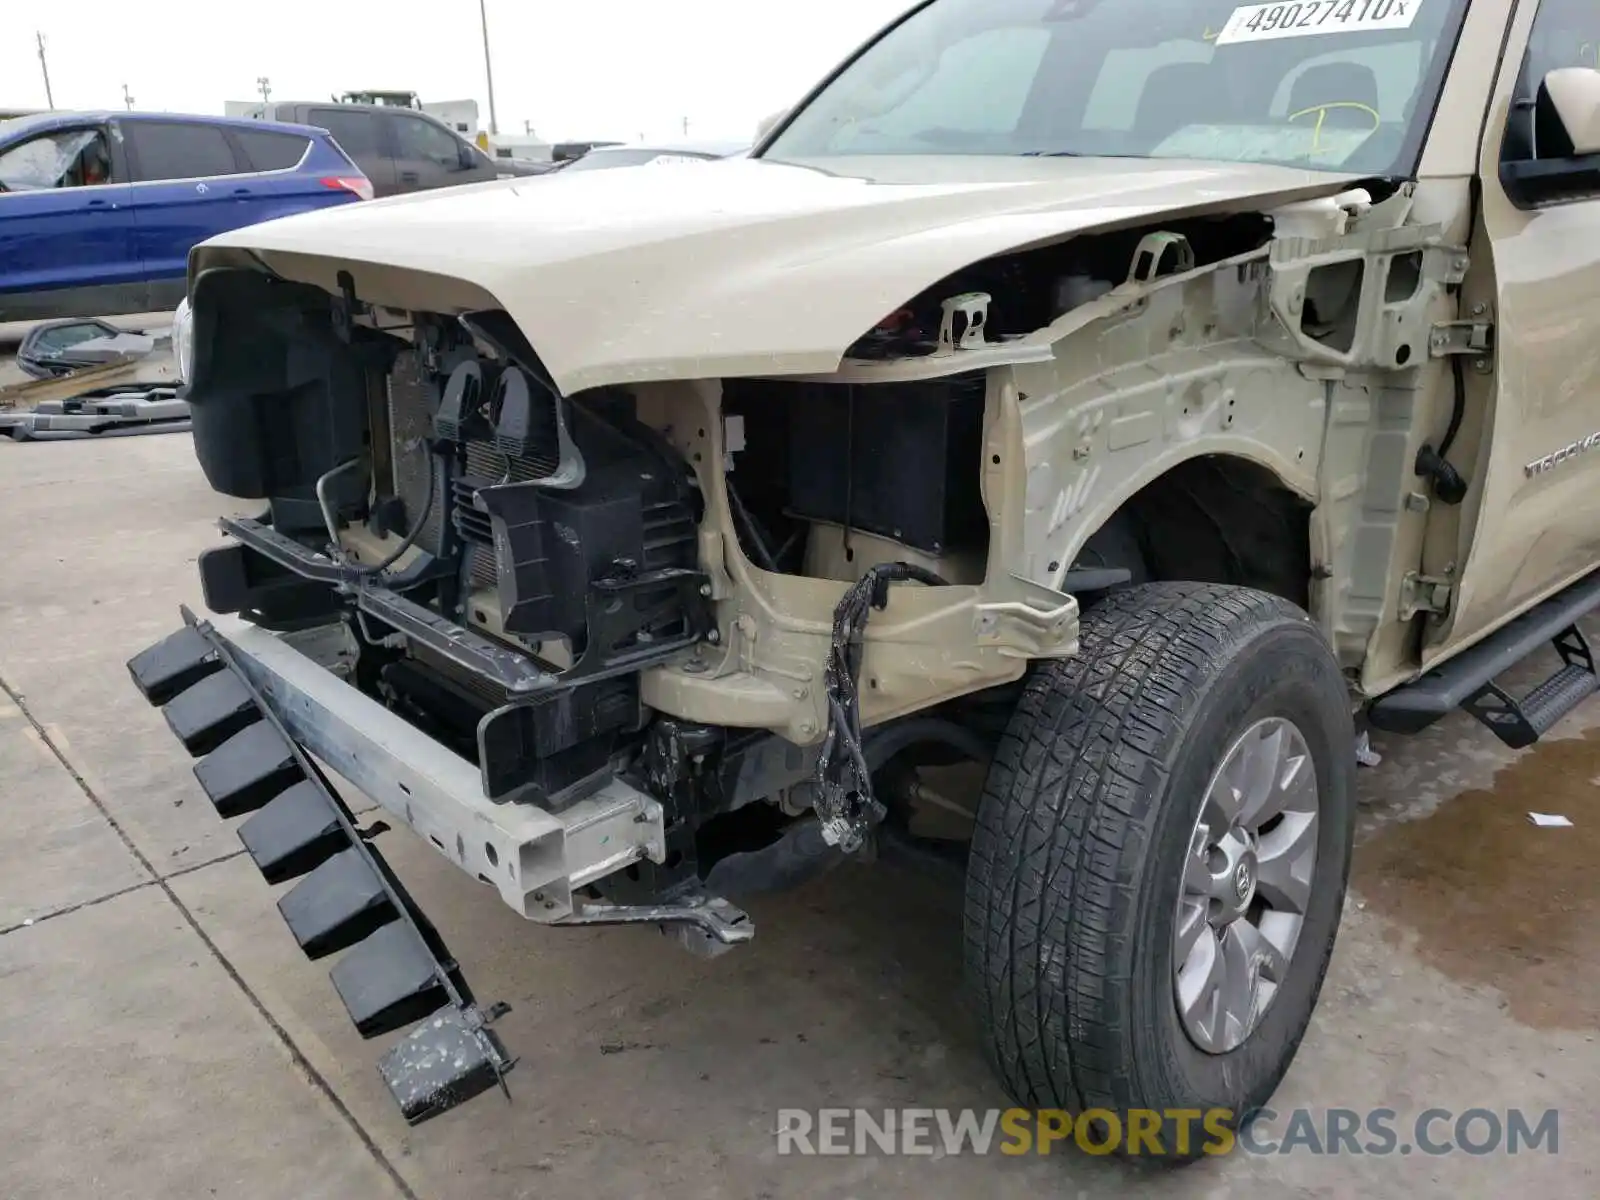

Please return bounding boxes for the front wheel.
[963,582,1355,1160]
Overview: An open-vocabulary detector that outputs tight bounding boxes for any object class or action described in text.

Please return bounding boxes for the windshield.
[762,0,1470,176]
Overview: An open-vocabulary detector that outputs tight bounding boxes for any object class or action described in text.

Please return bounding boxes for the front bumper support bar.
[127,605,757,1121]
[128,608,514,1123]
[215,515,711,702]
[216,516,558,695]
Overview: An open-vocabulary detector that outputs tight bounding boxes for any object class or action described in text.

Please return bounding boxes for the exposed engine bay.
[180,258,1086,910]
[177,180,1435,910]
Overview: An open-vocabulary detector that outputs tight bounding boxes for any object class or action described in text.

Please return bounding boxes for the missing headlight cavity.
[1300,250,1426,357]
[720,375,991,585]
[1302,260,1366,354]
[846,211,1274,360]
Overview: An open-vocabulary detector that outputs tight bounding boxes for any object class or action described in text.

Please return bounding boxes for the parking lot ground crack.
[0,668,420,1200]
[162,846,248,882]
[0,878,156,936]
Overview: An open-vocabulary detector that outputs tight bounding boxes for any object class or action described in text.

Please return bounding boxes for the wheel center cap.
[1233,858,1256,906]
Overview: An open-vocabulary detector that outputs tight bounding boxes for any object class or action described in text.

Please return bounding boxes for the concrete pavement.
[1,433,1595,1199]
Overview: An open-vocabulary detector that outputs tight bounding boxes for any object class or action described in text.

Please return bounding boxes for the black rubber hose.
[347,449,438,578]
[1439,355,1467,458]
[1436,177,1477,464]
[726,478,778,572]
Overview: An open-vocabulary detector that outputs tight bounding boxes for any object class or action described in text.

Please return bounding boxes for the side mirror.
[1543,67,1600,156]
[1500,67,1600,208]
[458,142,479,171]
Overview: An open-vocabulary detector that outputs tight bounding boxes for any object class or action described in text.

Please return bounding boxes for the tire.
[963,582,1355,1160]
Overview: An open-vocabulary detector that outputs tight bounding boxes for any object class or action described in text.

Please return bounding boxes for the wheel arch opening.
[1076,454,1314,611]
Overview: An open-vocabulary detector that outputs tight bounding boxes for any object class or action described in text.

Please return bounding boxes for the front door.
[1436,0,1600,657]
[0,123,141,320]
[386,112,491,193]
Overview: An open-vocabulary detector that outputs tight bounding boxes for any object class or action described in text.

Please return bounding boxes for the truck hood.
[197,155,1364,394]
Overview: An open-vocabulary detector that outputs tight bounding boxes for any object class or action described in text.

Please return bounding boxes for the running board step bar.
[127,608,515,1124]
[1368,568,1600,749]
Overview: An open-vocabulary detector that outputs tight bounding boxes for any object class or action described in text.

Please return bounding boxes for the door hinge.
[1429,307,1494,371]
[1399,570,1455,621]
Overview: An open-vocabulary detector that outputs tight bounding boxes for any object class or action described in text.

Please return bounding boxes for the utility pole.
[257,76,272,105]
[122,84,135,111]
[36,32,54,109]
[682,116,689,137]
[478,0,500,137]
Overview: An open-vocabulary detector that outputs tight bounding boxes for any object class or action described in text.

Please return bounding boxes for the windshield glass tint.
[763,0,1469,175]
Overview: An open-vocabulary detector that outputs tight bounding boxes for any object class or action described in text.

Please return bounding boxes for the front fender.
[1000,266,1323,588]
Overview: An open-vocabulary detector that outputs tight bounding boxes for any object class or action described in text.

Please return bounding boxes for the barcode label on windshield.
[1215,0,1421,44]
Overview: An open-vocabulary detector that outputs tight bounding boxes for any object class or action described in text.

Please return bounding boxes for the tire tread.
[963,582,1326,1115]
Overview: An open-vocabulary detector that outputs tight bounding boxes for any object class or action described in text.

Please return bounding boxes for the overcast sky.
[2,0,912,143]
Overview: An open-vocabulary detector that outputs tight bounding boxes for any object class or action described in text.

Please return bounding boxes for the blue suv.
[0,110,373,322]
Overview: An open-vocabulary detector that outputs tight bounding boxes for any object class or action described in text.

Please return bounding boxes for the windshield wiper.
[1019,151,1144,159]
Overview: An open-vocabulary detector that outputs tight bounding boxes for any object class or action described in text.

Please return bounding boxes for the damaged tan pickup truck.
[128,0,1600,1149]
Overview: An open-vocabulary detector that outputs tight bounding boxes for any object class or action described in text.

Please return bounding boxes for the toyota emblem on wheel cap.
[1234,861,1254,901]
